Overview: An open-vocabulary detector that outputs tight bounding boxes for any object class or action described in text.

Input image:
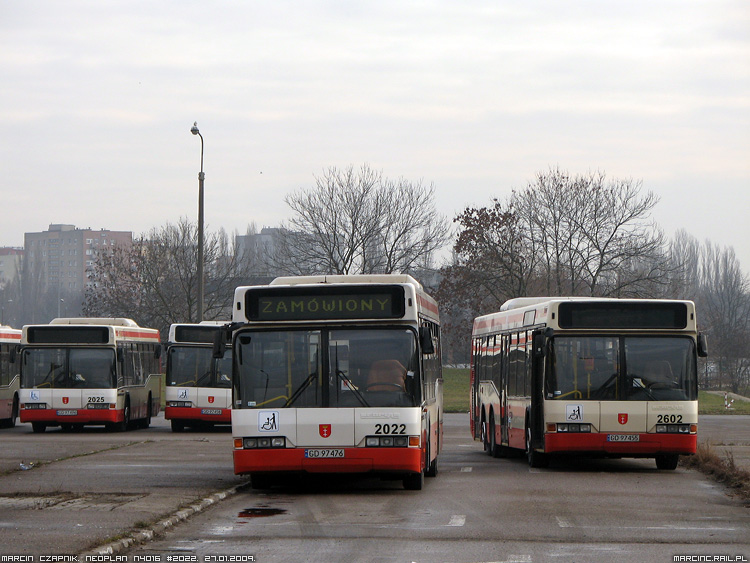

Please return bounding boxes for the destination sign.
[26,326,110,344]
[558,302,688,329]
[246,286,405,321]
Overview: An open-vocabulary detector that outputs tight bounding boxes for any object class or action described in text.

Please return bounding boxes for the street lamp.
[191,121,205,322]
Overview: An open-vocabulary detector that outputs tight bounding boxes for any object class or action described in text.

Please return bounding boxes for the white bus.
[165,322,232,432]
[227,274,443,490]
[19,318,162,433]
[470,298,707,469]
[0,326,22,428]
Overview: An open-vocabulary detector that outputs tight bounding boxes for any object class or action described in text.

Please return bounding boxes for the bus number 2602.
[375,423,406,435]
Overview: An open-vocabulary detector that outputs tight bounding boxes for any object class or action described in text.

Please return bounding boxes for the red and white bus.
[0,326,22,428]
[470,298,707,469]
[165,322,232,431]
[227,274,443,490]
[18,318,162,433]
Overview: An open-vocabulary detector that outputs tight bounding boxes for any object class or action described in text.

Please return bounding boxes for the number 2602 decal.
[656,414,683,423]
[375,423,406,435]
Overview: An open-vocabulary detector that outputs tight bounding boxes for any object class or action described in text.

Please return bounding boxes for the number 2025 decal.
[656,414,683,423]
[374,423,406,435]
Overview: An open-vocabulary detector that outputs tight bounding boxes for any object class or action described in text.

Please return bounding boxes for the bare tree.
[515,168,670,297]
[83,218,252,336]
[698,242,750,393]
[273,165,450,275]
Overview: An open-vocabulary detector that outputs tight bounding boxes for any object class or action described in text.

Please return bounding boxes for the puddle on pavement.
[238,507,286,518]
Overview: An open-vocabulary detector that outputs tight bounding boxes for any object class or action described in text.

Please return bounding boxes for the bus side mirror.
[154,346,162,360]
[9,346,16,364]
[419,326,435,355]
[213,330,227,359]
[533,333,546,358]
[117,348,124,363]
[697,333,708,358]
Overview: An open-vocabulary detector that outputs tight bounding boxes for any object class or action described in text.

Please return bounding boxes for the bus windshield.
[234,327,419,409]
[21,348,116,389]
[167,346,232,388]
[547,336,697,401]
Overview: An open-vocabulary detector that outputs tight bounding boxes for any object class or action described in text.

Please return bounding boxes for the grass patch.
[443,367,470,413]
[699,391,750,414]
[681,442,750,503]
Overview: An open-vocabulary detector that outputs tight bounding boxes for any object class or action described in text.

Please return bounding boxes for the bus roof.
[234,274,438,324]
[0,326,21,342]
[270,274,423,289]
[50,317,139,327]
[474,297,697,335]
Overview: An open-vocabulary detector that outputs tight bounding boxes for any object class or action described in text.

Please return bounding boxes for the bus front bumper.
[20,407,121,425]
[165,406,231,423]
[233,447,423,476]
[544,432,697,455]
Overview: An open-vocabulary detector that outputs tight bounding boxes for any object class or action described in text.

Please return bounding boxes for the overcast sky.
[2,1,749,273]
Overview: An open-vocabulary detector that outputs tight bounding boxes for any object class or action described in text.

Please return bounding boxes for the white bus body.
[165,321,232,431]
[470,298,706,470]
[19,318,162,432]
[230,274,443,490]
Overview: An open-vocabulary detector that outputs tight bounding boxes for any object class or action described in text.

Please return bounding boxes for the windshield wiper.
[336,369,370,407]
[284,371,317,407]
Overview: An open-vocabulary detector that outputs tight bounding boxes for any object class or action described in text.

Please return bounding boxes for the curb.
[80,483,245,556]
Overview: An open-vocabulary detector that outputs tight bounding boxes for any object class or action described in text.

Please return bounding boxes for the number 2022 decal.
[656,414,683,423]
[375,423,406,435]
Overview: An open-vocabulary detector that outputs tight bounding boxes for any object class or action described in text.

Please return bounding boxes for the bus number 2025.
[374,423,406,435]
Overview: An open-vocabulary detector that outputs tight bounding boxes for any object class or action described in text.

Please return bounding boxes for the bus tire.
[113,398,130,432]
[8,395,18,428]
[425,417,438,477]
[32,422,46,433]
[489,414,507,458]
[481,412,490,454]
[655,454,679,470]
[526,425,549,468]
[403,471,424,490]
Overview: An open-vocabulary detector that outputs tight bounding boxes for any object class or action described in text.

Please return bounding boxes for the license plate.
[201,408,223,415]
[607,434,640,442]
[305,449,345,459]
[56,410,78,416]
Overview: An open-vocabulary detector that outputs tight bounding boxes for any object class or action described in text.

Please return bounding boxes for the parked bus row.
[1,275,709,489]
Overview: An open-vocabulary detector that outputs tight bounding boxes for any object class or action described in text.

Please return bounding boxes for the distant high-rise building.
[24,224,132,298]
[0,247,23,289]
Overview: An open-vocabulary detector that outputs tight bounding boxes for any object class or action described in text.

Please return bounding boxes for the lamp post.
[190,122,205,322]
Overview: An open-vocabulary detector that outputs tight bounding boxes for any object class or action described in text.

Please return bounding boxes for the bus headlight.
[656,424,692,434]
[169,401,192,408]
[240,437,286,449]
[366,435,416,447]
[556,423,591,433]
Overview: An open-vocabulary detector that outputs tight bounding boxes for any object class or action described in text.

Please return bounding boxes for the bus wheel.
[403,471,424,490]
[481,415,490,454]
[32,422,46,434]
[655,454,679,470]
[113,399,130,432]
[489,414,505,458]
[526,426,549,468]
[9,396,18,428]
